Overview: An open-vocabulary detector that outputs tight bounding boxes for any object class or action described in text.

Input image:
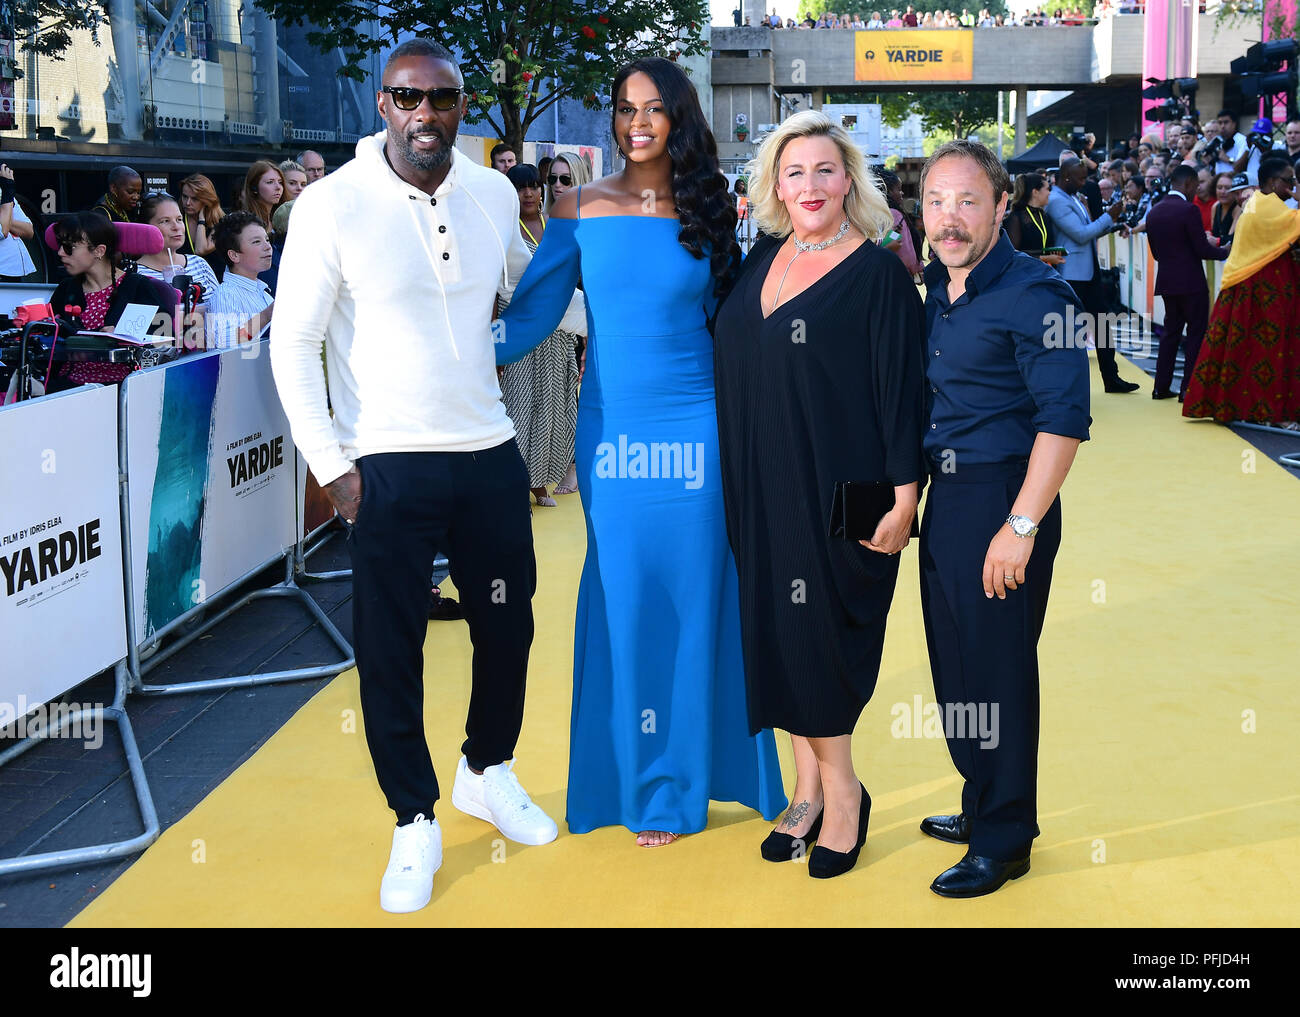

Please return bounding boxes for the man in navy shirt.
[917,140,1091,899]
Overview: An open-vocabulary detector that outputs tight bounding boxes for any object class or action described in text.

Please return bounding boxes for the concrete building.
[710,12,1267,163]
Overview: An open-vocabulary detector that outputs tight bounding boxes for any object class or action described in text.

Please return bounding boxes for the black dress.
[713,231,926,737]
[1005,205,1052,254]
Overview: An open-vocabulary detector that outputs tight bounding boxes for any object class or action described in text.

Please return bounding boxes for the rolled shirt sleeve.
[1013,276,1092,442]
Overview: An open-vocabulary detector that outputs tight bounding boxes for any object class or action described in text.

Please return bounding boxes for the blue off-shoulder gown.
[497,202,787,835]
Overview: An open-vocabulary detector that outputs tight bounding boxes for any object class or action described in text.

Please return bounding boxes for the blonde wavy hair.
[545,151,593,215]
[746,110,893,241]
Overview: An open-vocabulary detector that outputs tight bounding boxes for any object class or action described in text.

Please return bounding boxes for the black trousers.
[347,442,537,825]
[1155,290,1210,397]
[919,460,1062,862]
[1068,277,1120,383]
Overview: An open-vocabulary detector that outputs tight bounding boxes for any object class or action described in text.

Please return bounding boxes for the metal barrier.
[0,384,159,878]
[120,346,354,696]
[1099,230,1300,468]
[0,661,160,878]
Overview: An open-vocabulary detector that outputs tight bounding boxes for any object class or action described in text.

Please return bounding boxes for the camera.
[1147,175,1171,204]
[1119,203,1144,228]
[1203,135,1224,159]
[1248,118,1275,153]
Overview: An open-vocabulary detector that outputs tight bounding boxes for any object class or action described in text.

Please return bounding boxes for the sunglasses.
[547,174,573,187]
[58,238,87,255]
[381,86,461,112]
[144,190,175,201]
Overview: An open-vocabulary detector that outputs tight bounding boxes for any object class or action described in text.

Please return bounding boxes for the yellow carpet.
[72,360,1300,927]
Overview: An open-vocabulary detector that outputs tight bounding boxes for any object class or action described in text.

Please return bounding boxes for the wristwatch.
[1006,513,1039,538]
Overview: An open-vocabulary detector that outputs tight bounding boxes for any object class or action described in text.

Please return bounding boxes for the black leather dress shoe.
[1152,389,1178,400]
[428,588,464,621]
[1104,378,1141,393]
[919,813,970,844]
[930,852,1030,898]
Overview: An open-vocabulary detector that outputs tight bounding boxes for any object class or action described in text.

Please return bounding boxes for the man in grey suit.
[1044,159,1140,393]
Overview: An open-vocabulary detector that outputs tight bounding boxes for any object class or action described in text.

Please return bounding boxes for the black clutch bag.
[829,481,919,541]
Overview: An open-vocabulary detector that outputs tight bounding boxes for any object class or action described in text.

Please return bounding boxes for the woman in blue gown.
[496,57,786,846]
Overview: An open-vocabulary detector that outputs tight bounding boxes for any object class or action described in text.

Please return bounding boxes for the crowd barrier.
[0,340,355,876]
[1099,229,1300,464]
[0,383,158,876]
[1096,229,1225,330]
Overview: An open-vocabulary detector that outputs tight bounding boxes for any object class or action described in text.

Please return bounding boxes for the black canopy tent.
[1005,134,1070,173]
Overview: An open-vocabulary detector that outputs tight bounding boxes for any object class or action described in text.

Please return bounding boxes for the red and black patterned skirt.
[1183,251,1300,424]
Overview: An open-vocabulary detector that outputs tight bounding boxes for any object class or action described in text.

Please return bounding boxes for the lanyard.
[1026,207,1047,249]
[520,212,545,247]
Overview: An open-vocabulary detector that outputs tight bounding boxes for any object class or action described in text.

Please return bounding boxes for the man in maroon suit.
[1144,164,1230,401]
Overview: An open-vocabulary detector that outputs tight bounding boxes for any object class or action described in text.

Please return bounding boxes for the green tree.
[914,89,997,138]
[252,1,710,152]
[4,1,106,66]
[837,88,997,140]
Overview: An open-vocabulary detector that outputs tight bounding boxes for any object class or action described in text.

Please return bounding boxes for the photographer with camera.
[1212,110,1248,175]
[1234,117,1282,185]
[1116,177,1147,234]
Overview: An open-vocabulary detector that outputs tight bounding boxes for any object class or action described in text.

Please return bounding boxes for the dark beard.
[392,127,452,173]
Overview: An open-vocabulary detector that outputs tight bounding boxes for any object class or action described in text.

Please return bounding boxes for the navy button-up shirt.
[923,230,1091,466]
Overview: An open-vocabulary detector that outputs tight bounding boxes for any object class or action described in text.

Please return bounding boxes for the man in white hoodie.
[271,38,585,914]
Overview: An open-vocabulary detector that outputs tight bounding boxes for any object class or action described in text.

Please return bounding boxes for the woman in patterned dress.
[545,153,593,498]
[1184,190,1300,426]
[498,162,585,506]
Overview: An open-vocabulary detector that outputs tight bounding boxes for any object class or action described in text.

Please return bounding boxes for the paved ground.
[1,347,1295,928]
[0,532,390,928]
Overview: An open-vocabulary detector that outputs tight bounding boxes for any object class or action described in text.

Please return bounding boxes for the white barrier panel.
[0,385,127,712]
[1130,234,1148,320]
[1106,230,1226,323]
[1112,232,1130,309]
[124,343,297,641]
[296,448,336,542]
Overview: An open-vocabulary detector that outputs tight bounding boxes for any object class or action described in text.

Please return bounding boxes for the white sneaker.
[451,756,559,846]
[379,814,442,914]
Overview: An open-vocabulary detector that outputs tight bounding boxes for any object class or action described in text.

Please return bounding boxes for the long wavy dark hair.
[610,57,739,303]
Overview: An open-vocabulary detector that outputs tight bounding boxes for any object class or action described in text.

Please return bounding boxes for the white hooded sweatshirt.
[271,132,586,487]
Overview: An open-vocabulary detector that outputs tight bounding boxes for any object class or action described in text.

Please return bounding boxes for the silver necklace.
[769,219,851,314]
[793,218,851,252]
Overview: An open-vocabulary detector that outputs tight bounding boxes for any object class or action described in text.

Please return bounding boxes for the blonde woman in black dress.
[713,110,926,879]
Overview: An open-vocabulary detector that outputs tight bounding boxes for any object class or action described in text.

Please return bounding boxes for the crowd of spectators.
[0,148,328,393]
[732,4,1127,28]
[995,119,1297,424]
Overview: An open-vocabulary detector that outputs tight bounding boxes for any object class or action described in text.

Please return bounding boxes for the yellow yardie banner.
[854,30,974,81]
